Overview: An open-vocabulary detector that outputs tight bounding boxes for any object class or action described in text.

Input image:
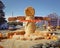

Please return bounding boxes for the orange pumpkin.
[7,32,14,38]
[46,36,50,39]
[51,36,58,40]
[0,33,3,37]
[0,46,3,48]
[48,33,51,36]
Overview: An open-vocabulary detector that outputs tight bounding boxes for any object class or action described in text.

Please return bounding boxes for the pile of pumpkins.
[31,32,58,40]
[6,30,25,39]
[7,31,58,40]
[43,32,58,40]
[0,31,58,41]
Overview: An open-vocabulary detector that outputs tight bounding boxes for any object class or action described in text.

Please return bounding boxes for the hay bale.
[15,30,25,35]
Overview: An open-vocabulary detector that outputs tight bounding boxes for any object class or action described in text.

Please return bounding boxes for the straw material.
[25,16,36,35]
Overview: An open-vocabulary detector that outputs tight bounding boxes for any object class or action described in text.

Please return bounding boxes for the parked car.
[8,25,17,30]
[0,23,8,30]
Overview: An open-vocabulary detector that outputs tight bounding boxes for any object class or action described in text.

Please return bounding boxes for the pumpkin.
[0,46,3,48]
[9,35,12,39]
[0,33,2,37]
[46,36,50,39]
[48,33,51,36]
[51,36,58,40]
[7,32,14,38]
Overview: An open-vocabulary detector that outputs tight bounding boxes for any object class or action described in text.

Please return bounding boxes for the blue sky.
[1,0,60,19]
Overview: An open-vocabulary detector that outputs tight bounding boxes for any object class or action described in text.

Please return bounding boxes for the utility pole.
[12,11,13,17]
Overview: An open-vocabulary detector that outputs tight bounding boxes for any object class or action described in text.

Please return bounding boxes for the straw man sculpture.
[25,7,36,36]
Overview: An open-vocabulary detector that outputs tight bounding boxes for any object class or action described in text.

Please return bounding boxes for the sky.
[1,0,60,19]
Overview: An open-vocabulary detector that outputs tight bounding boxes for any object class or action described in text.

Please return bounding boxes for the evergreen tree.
[0,0,7,25]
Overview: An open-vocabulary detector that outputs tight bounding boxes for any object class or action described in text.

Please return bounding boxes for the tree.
[0,1,8,29]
